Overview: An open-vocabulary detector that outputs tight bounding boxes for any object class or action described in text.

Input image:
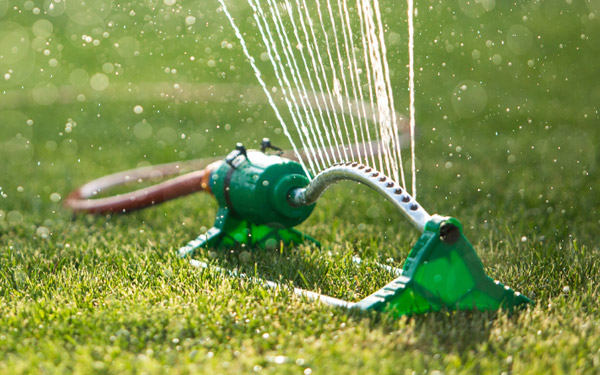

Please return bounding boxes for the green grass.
[1,0,600,374]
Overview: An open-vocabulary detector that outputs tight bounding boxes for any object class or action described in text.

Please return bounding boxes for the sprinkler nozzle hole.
[401,195,410,203]
[440,222,460,244]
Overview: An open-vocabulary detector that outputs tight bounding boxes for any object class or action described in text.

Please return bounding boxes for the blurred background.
[0,0,598,243]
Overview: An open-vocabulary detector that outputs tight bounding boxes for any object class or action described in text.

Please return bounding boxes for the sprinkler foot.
[354,215,531,316]
[179,207,319,257]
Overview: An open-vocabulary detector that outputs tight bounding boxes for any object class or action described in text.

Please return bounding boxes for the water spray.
[66,139,531,318]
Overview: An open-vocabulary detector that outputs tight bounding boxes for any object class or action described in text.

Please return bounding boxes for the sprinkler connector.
[179,142,317,256]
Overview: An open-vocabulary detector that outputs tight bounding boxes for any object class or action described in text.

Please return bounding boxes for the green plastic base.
[178,207,319,257]
[354,215,531,316]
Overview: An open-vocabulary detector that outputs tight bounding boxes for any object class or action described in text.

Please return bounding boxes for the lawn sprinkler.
[66,140,531,318]
[178,141,319,256]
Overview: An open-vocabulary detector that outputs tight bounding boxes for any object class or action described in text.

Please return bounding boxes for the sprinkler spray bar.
[288,162,431,232]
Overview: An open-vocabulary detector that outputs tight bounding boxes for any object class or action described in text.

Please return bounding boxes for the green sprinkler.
[178,141,318,256]
[66,140,531,318]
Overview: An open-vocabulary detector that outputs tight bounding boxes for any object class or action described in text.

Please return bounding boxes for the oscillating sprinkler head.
[178,141,318,256]
[211,144,315,228]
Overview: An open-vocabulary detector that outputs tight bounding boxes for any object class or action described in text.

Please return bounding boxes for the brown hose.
[64,140,384,215]
[64,160,220,214]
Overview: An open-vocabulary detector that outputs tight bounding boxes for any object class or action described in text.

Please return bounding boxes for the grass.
[1,0,600,374]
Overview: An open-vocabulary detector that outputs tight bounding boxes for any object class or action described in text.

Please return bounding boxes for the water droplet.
[133,121,153,139]
[157,127,177,145]
[36,226,50,239]
[185,16,196,25]
[366,206,380,219]
[69,68,89,86]
[507,24,533,55]
[32,19,53,38]
[7,210,23,224]
[491,53,503,65]
[90,73,109,91]
[451,81,488,118]
[32,82,58,105]
[60,139,78,155]
[5,137,34,163]
[239,251,252,263]
[102,62,114,73]
[133,105,144,114]
[50,192,62,202]
[115,36,140,58]
[458,0,495,18]
[64,118,77,133]
[45,141,57,151]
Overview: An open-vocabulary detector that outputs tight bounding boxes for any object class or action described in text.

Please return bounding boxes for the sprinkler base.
[354,215,531,316]
[179,207,319,257]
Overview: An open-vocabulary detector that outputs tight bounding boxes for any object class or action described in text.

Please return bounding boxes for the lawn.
[1,0,600,374]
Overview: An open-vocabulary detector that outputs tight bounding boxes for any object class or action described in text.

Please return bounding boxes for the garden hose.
[64,139,376,215]
[64,160,218,214]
